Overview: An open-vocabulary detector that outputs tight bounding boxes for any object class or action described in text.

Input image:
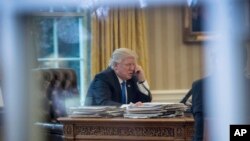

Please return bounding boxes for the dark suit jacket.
[191,77,207,141]
[191,76,250,141]
[85,67,152,106]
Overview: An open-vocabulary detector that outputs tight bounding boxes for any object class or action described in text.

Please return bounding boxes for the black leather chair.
[33,68,80,141]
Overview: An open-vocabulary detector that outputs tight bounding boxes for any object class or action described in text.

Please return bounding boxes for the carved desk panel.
[58,116,194,141]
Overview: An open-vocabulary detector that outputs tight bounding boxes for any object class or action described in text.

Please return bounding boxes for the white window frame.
[35,12,90,105]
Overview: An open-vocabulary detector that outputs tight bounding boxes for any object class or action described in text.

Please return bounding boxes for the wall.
[145,6,205,102]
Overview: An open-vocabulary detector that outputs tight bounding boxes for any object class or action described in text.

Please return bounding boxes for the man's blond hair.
[109,48,138,69]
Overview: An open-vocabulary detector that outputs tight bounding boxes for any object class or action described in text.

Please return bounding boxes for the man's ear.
[113,63,118,70]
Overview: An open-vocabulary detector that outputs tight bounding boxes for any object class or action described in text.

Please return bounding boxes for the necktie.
[121,81,126,104]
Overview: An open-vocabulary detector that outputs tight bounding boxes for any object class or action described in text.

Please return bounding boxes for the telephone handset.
[133,70,152,101]
[134,70,147,84]
[133,70,140,82]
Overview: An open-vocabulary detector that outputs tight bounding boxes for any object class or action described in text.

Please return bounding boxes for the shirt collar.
[116,75,126,84]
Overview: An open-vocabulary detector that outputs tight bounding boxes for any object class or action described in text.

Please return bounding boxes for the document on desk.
[122,102,188,118]
[124,113,163,119]
[67,106,124,118]
[122,103,163,118]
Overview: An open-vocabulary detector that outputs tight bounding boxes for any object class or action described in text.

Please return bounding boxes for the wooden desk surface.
[58,115,194,141]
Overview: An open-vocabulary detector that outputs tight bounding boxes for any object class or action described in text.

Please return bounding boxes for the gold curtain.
[91,7,150,82]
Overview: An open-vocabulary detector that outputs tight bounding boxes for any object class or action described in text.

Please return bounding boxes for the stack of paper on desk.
[162,103,188,116]
[123,103,164,118]
[67,106,124,118]
[67,103,188,118]
[123,102,188,118]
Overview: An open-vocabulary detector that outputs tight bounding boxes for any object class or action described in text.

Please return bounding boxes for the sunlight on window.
[30,14,91,105]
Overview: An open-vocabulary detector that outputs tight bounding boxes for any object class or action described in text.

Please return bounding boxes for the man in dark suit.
[85,48,152,106]
[191,77,206,141]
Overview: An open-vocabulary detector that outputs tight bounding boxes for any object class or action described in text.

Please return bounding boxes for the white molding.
[151,89,189,103]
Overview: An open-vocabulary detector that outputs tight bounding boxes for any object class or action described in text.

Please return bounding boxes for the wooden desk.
[58,115,194,141]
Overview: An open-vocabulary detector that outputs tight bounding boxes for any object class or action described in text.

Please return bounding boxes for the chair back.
[33,68,80,123]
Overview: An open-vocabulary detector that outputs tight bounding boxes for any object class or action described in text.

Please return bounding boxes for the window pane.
[38,61,56,68]
[57,17,80,58]
[34,18,54,58]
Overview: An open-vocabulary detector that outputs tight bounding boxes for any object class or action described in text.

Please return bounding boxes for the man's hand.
[134,101,144,106]
[134,65,145,82]
[129,101,144,107]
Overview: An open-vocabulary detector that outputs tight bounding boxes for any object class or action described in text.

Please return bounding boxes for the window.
[31,12,91,105]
